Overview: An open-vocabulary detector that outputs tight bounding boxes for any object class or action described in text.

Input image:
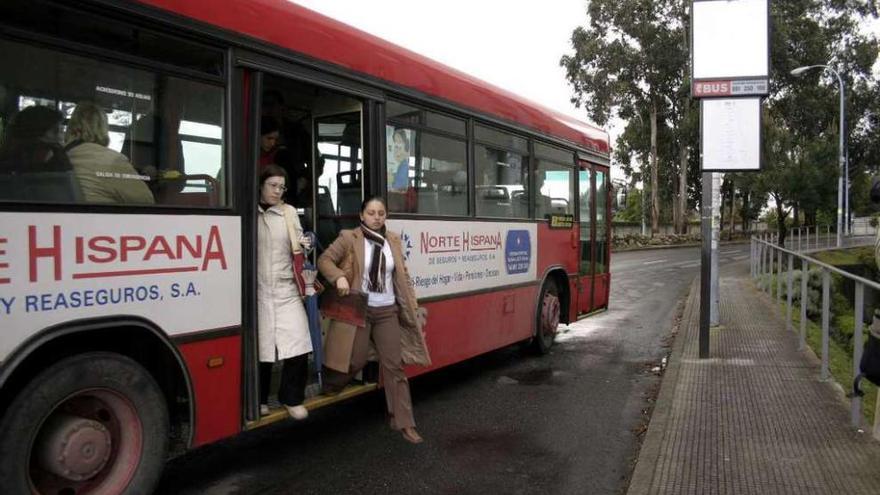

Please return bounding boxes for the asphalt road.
[156,244,751,495]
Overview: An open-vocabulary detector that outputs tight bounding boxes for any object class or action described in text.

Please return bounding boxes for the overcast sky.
[291,0,587,119]
[287,1,625,169]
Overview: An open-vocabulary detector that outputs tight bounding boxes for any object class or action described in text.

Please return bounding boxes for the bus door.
[592,165,611,309]
[576,161,594,315]
[244,69,370,422]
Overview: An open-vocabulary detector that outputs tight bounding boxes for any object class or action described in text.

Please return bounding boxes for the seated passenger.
[259,115,281,168]
[533,173,554,219]
[0,105,80,202]
[65,102,154,204]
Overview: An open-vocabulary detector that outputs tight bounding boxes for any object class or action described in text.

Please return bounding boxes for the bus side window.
[0,36,226,207]
[473,125,528,219]
[385,103,468,216]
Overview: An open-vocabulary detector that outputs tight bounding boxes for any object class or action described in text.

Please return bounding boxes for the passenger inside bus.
[533,172,555,219]
[259,115,281,169]
[259,77,363,249]
[261,90,311,206]
[64,101,154,204]
[0,105,81,202]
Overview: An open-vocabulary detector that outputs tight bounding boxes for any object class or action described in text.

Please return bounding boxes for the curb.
[625,277,698,495]
[613,239,751,253]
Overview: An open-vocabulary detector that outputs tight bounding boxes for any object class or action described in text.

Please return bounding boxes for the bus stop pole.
[699,172,712,358]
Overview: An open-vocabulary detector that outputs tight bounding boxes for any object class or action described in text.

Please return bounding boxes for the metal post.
[769,246,775,296]
[786,254,794,333]
[760,242,766,288]
[699,172,711,358]
[763,243,769,293]
[800,259,808,350]
[821,269,831,380]
[839,73,846,245]
[710,173,720,326]
[827,225,832,249]
[853,283,865,427]
[777,249,783,303]
[751,239,755,278]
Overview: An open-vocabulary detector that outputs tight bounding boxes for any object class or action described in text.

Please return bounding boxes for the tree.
[765,0,878,240]
[562,0,689,236]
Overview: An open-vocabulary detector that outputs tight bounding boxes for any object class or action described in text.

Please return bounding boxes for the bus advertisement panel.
[388,219,537,298]
[0,213,241,359]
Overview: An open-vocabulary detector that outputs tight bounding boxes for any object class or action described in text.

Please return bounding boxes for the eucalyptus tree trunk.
[650,102,659,235]
[677,145,688,234]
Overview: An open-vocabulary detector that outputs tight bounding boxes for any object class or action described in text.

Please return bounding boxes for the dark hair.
[360,195,386,213]
[260,116,280,136]
[260,164,288,187]
[6,105,63,142]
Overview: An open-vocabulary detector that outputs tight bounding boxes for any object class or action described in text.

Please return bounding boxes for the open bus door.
[243,68,373,424]
[592,165,611,310]
[576,161,611,315]
[576,161,594,315]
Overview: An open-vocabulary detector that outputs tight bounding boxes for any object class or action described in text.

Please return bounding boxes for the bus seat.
[336,170,361,214]
[550,198,569,215]
[316,185,339,248]
[477,186,510,217]
[0,171,82,203]
[316,185,334,215]
[156,174,219,206]
[417,190,439,215]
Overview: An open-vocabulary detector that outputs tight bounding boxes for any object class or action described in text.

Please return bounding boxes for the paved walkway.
[628,271,880,494]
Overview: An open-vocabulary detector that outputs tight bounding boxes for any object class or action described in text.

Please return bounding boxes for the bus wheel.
[0,352,169,495]
[533,279,560,354]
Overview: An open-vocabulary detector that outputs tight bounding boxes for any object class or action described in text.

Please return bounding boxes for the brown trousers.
[324,304,415,429]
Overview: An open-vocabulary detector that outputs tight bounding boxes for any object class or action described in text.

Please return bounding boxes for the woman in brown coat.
[318,196,430,444]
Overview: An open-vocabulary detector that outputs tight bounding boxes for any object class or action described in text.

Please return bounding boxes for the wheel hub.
[37,413,112,481]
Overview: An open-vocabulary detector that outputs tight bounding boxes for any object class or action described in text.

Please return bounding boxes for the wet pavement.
[157,246,739,494]
[628,252,880,494]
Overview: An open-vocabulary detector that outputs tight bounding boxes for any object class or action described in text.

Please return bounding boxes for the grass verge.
[782,299,877,426]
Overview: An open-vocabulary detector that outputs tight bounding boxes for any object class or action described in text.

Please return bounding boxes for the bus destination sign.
[547,214,574,229]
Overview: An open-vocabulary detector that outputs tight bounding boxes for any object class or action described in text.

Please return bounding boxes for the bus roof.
[135,0,610,155]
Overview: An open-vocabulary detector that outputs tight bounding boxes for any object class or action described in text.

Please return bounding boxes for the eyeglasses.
[265,182,287,192]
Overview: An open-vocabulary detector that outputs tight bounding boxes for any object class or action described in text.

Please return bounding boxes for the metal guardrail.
[750,233,878,433]
[788,225,835,251]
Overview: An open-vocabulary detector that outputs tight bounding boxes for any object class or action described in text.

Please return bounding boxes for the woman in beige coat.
[318,196,431,444]
[257,164,312,420]
[64,101,154,204]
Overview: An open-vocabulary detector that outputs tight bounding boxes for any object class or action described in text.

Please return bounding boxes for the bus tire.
[533,278,560,354]
[0,352,169,495]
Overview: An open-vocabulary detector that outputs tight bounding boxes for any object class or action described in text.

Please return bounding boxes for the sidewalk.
[627,272,880,494]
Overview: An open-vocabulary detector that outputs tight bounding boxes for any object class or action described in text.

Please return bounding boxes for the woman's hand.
[335,277,350,296]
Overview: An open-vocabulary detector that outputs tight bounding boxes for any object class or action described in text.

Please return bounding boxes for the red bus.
[0,0,611,492]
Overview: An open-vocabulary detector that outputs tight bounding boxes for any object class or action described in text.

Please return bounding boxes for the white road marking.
[643,259,668,265]
[721,250,739,255]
